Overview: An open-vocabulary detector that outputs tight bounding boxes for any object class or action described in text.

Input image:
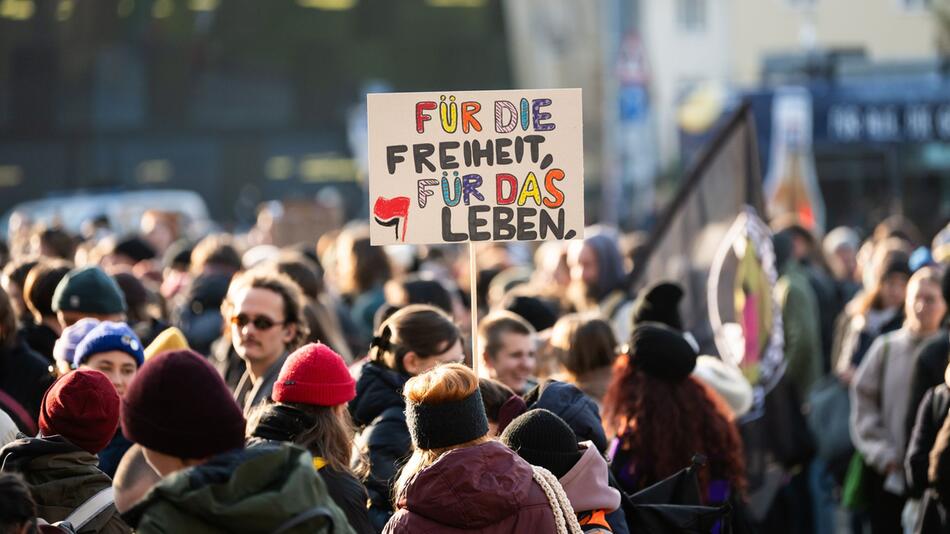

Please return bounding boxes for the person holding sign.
[348,305,464,531]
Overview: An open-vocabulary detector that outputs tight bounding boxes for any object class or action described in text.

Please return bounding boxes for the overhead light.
[189,0,219,11]
[0,0,34,20]
[296,0,357,10]
[426,0,485,7]
[152,0,174,19]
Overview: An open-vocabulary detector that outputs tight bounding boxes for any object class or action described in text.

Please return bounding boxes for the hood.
[526,380,608,453]
[399,440,541,528]
[349,362,407,427]
[558,441,621,514]
[0,434,92,472]
[185,272,232,311]
[138,443,331,532]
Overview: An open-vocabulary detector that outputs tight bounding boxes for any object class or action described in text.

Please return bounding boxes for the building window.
[898,0,929,11]
[676,0,706,33]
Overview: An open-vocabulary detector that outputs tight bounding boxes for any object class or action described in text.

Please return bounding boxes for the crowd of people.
[0,208,949,534]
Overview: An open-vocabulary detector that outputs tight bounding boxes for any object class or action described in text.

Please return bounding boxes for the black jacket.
[348,362,411,532]
[907,384,950,534]
[906,332,950,440]
[523,380,608,453]
[0,337,55,428]
[19,321,58,364]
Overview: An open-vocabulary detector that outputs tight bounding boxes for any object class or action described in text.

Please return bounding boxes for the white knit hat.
[692,355,753,417]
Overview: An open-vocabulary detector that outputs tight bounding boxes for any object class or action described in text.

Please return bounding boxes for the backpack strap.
[61,486,115,531]
[270,506,334,534]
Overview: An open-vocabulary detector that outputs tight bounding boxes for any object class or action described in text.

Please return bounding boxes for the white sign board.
[367,89,584,245]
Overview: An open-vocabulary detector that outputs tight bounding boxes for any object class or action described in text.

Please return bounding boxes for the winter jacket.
[0,435,130,533]
[906,331,949,440]
[775,261,822,399]
[247,405,374,534]
[234,352,289,417]
[851,327,928,481]
[19,321,58,363]
[524,380,608,453]
[906,385,950,499]
[915,402,950,534]
[209,334,245,391]
[98,431,134,479]
[383,440,560,534]
[834,306,903,375]
[124,442,355,534]
[0,337,55,425]
[560,442,627,534]
[348,361,411,531]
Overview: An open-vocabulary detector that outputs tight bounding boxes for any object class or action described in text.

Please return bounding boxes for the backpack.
[36,486,115,533]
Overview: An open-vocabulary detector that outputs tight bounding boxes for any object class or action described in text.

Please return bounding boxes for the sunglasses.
[230,314,285,331]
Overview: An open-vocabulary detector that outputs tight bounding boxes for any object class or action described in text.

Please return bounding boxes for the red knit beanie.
[39,369,120,454]
[273,343,356,406]
[121,349,245,459]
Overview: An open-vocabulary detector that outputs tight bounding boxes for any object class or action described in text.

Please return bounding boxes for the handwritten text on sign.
[368,89,584,245]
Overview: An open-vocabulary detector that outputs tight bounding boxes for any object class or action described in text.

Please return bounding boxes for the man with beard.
[224,269,308,416]
[567,229,634,343]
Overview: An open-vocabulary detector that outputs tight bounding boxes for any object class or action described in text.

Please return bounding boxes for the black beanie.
[113,235,157,263]
[632,282,685,331]
[406,388,489,450]
[500,409,582,478]
[628,322,697,382]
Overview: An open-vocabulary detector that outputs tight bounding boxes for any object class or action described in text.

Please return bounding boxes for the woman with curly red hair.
[603,322,746,504]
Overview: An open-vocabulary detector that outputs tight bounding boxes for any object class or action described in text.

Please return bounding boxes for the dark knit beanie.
[113,235,156,263]
[632,282,685,331]
[628,322,697,382]
[52,266,127,315]
[112,272,149,311]
[500,409,582,478]
[406,388,489,450]
[121,349,245,459]
[882,254,912,280]
[39,369,120,454]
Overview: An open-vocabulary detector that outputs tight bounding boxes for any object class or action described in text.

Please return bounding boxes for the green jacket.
[126,442,355,534]
[775,260,823,399]
[0,435,130,534]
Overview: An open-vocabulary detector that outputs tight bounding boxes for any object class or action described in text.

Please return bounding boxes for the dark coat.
[523,380,608,453]
[0,435,130,533]
[912,384,950,534]
[349,362,411,532]
[124,443,354,534]
[173,272,231,356]
[19,321,58,363]
[383,441,559,534]
[319,465,375,534]
[98,431,134,479]
[0,337,55,426]
[906,331,950,440]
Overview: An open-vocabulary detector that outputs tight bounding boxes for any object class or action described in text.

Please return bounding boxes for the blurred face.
[57,311,124,330]
[485,331,536,394]
[570,244,600,299]
[229,287,294,369]
[833,247,858,280]
[880,273,909,310]
[403,338,465,376]
[907,279,946,335]
[83,351,137,397]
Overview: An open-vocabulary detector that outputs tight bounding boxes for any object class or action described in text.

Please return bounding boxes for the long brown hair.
[549,313,617,376]
[285,402,359,474]
[602,354,746,498]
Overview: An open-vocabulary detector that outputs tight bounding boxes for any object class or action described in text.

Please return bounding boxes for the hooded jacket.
[524,380,608,453]
[0,336,55,425]
[383,440,559,534]
[348,361,411,531]
[0,435,130,533]
[559,442,626,534]
[124,442,354,534]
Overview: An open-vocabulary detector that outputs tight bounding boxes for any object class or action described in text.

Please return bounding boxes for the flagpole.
[469,241,479,377]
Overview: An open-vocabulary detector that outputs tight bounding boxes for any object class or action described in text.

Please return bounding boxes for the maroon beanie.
[273,343,356,406]
[39,369,120,454]
[121,349,245,459]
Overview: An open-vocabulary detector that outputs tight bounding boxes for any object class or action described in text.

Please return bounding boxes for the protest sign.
[367,89,584,245]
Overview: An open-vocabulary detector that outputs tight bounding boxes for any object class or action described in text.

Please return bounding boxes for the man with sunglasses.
[225,269,309,416]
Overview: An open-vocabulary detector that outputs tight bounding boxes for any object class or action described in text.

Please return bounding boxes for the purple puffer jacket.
[383,440,559,534]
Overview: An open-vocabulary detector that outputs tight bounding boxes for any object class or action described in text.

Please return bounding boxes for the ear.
[282,323,297,344]
[403,351,422,376]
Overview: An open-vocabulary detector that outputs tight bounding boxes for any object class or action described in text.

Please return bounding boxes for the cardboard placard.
[367,89,584,245]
